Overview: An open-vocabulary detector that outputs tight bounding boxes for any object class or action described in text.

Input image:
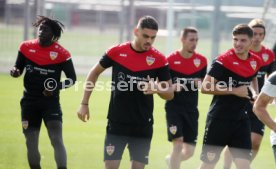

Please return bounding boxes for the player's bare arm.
[142,76,174,100]
[201,75,250,99]
[251,76,259,99]
[253,93,276,132]
[77,63,106,122]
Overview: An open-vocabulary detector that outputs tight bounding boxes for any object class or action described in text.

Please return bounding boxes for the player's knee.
[172,140,183,154]
[181,147,195,160]
[185,148,195,158]
[50,135,63,148]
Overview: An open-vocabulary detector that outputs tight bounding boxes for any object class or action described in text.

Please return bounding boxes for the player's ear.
[181,36,185,44]
[134,28,138,36]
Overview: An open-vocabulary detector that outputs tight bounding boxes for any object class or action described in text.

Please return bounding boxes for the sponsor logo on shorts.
[106,144,115,156]
[207,151,216,162]
[22,121,29,130]
[169,125,177,135]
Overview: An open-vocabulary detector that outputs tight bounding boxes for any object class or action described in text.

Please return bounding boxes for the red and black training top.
[165,51,207,112]
[14,39,76,97]
[208,49,262,120]
[250,45,276,91]
[99,42,171,126]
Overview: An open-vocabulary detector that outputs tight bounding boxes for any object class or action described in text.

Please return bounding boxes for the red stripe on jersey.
[250,46,275,67]
[106,42,167,72]
[19,39,71,65]
[167,51,207,75]
[217,49,262,78]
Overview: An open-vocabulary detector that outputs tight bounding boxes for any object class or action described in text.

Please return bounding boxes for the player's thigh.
[182,110,198,144]
[228,119,251,161]
[233,158,250,169]
[104,133,127,161]
[20,97,43,132]
[200,117,231,163]
[128,136,152,164]
[43,99,63,123]
[249,111,265,136]
[166,109,186,141]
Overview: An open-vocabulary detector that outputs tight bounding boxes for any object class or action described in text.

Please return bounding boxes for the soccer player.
[10,16,76,169]
[77,16,174,169]
[198,24,262,169]
[165,27,207,169]
[223,18,276,169]
[253,71,276,163]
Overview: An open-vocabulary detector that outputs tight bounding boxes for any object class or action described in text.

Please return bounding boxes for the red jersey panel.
[217,49,262,78]
[106,42,167,72]
[19,39,71,65]
[250,46,275,67]
[167,51,207,75]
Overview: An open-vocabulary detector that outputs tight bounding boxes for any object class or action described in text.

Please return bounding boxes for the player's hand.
[10,67,21,77]
[141,75,158,95]
[77,104,90,122]
[42,89,54,97]
[250,94,258,104]
[233,85,251,99]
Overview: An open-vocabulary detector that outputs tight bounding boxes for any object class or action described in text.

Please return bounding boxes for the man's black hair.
[33,15,64,42]
[232,24,253,38]
[137,16,158,30]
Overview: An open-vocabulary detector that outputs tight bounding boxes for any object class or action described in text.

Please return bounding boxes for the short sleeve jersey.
[207,49,262,120]
[99,42,171,126]
[165,51,207,111]
[18,39,72,96]
[250,46,275,91]
[261,71,276,97]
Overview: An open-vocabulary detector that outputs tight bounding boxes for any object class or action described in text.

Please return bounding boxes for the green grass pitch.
[0,74,275,169]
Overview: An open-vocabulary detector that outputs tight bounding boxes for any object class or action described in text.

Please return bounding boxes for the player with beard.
[77,16,174,169]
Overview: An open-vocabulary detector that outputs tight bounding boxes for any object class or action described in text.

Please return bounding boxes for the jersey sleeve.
[14,51,26,74]
[261,82,276,97]
[200,65,207,79]
[267,55,276,74]
[57,58,77,90]
[99,54,113,68]
[207,60,224,80]
[156,64,171,81]
[262,72,276,97]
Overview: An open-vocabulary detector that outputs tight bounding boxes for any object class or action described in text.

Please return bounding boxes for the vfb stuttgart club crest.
[262,53,269,62]
[50,51,58,60]
[169,125,177,135]
[250,60,257,70]
[207,151,216,162]
[193,58,201,67]
[106,144,115,156]
[22,121,29,130]
[146,56,155,66]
